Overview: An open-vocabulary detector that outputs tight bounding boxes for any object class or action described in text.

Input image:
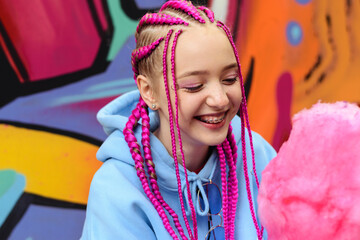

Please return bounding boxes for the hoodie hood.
[97,90,159,135]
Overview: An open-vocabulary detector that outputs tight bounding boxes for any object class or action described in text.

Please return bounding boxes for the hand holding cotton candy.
[258,102,360,240]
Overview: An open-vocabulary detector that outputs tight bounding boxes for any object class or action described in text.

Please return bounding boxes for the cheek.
[228,87,242,109]
[177,94,204,119]
[227,81,242,95]
[234,93,243,107]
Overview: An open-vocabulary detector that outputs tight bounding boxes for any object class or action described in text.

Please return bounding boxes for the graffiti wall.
[0,0,359,239]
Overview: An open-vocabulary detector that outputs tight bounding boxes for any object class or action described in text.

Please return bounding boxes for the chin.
[202,131,229,147]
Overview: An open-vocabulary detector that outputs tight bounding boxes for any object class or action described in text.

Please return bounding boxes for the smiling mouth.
[195,113,226,124]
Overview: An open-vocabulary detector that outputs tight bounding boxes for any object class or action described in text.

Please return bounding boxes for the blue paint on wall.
[286,21,303,46]
[295,0,311,5]
[135,0,167,8]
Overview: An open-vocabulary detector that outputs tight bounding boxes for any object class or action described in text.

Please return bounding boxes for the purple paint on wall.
[0,36,137,141]
[8,205,85,240]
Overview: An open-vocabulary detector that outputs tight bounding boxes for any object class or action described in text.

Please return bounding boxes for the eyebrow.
[177,63,238,79]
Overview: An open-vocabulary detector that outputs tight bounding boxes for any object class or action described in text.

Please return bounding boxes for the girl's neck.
[176,143,211,172]
[154,128,210,172]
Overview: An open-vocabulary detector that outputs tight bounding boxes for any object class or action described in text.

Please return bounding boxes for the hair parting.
[160,1,206,23]
[197,6,214,23]
[137,13,189,34]
[131,36,164,80]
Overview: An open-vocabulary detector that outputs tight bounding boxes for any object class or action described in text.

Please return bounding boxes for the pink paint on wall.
[94,0,108,31]
[0,0,101,82]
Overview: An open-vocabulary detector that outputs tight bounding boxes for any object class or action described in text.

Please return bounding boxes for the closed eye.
[182,84,204,93]
[223,77,238,85]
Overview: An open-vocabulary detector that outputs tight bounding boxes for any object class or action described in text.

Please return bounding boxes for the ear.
[136,74,158,110]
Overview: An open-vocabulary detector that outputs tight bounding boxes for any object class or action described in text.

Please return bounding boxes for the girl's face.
[155,25,242,153]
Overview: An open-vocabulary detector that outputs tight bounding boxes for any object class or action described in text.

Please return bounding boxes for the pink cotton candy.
[258,102,360,240]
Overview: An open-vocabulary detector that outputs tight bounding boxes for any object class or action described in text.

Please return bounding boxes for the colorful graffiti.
[0,0,359,239]
[232,0,360,150]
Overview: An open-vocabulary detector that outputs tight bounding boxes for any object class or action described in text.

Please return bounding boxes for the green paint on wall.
[0,170,25,226]
[0,169,16,196]
[107,0,138,60]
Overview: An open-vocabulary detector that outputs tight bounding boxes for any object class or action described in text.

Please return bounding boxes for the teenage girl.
[81,1,276,239]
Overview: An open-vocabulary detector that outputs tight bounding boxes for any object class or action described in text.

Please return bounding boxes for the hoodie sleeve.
[80,159,158,240]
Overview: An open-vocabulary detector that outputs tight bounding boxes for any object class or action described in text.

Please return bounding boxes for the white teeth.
[199,115,225,124]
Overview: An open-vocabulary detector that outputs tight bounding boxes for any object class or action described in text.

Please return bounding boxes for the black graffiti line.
[0,19,29,82]
[244,57,254,100]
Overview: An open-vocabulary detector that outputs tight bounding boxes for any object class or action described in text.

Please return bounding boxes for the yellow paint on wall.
[0,124,102,204]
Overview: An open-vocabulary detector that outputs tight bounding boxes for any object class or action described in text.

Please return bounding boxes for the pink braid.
[137,13,189,33]
[162,29,194,240]
[216,22,259,187]
[131,37,164,80]
[227,125,238,165]
[123,101,179,239]
[139,98,188,240]
[197,6,215,23]
[222,137,238,240]
[243,111,260,188]
[225,125,238,233]
[170,29,198,239]
[160,0,206,23]
[217,21,263,239]
[226,125,239,235]
[216,145,229,239]
[239,106,262,239]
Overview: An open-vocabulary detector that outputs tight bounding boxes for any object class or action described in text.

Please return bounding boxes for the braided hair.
[124,1,262,239]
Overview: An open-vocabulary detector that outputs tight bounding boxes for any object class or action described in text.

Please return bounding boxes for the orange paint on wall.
[236,0,290,142]
[233,0,359,146]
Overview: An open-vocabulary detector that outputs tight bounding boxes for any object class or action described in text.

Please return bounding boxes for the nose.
[206,83,229,109]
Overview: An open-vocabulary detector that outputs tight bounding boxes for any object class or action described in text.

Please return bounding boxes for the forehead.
[173,25,236,72]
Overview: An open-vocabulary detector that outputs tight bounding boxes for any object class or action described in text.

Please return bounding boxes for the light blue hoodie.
[81,90,276,240]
